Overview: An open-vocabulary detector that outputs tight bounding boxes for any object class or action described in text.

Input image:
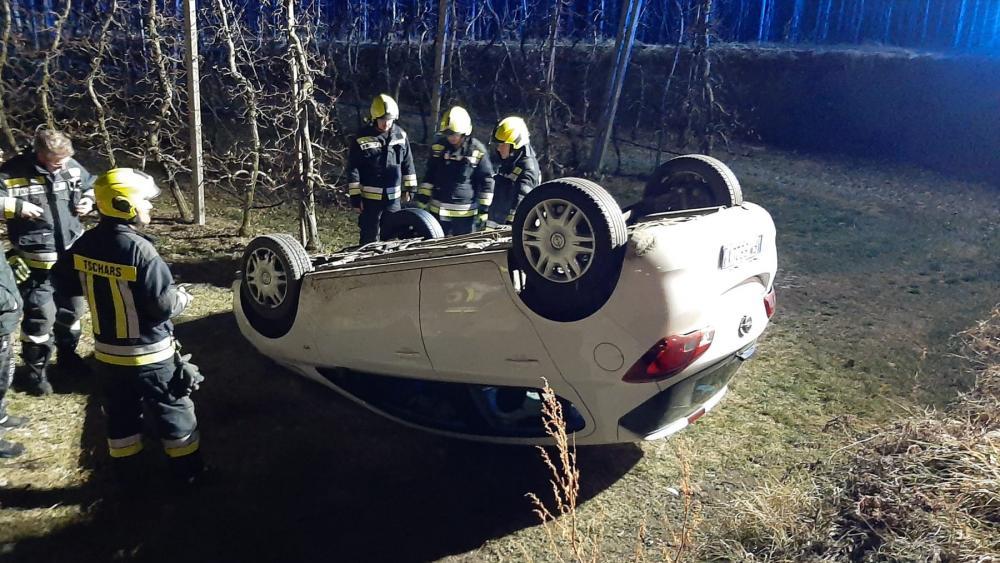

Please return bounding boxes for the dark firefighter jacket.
[415,137,494,218]
[488,144,541,225]
[53,220,188,366]
[0,150,94,268]
[346,124,417,206]
[0,240,23,335]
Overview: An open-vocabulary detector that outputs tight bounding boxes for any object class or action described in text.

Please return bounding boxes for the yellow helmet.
[439,106,472,136]
[370,94,399,121]
[492,116,530,149]
[94,168,160,221]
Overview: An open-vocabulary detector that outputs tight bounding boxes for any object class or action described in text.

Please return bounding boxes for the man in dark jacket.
[346,94,417,244]
[486,117,540,228]
[414,106,494,235]
[0,128,94,394]
[52,168,204,485]
[0,240,26,458]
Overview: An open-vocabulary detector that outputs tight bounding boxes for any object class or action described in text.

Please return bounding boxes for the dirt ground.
[0,142,997,562]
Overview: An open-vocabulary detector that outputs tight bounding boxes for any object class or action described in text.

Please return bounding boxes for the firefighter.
[486,116,541,228]
[414,106,494,235]
[0,128,94,395]
[347,94,418,244]
[52,168,205,485]
[0,239,26,459]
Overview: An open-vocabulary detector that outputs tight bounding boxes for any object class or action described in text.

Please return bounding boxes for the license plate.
[719,235,763,269]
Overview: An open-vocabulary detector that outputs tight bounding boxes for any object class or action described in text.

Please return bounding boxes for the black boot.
[110,453,148,492]
[0,413,28,429]
[169,450,207,489]
[0,438,25,458]
[56,347,93,377]
[21,342,53,396]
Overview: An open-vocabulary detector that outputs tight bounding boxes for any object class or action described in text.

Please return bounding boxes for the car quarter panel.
[605,203,777,368]
[294,269,434,376]
[519,203,777,444]
[419,260,565,386]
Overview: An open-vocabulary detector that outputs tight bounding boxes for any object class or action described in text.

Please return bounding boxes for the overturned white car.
[233,155,777,445]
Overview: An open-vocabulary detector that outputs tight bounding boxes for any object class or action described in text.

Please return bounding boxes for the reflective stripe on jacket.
[53,220,187,366]
[0,150,94,263]
[0,240,22,335]
[417,137,494,220]
[346,124,416,205]
[488,144,541,226]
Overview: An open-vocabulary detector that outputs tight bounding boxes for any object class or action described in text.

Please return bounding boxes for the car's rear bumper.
[618,343,754,440]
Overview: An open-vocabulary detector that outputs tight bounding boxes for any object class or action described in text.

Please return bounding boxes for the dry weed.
[527,380,600,563]
[528,380,703,563]
[696,305,1000,561]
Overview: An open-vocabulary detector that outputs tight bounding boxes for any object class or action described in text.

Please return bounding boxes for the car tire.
[239,233,313,339]
[381,208,444,241]
[632,154,743,220]
[511,177,628,322]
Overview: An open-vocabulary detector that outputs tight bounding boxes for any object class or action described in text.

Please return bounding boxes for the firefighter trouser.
[358,198,401,245]
[438,216,474,236]
[0,334,13,421]
[101,356,203,478]
[486,186,518,227]
[20,267,85,353]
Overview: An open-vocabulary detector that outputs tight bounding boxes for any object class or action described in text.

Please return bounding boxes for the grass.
[491,147,999,561]
[693,306,1000,561]
[0,141,998,562]
[523,310,999,562]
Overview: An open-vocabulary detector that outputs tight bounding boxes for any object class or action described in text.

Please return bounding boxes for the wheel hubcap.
[245,248,288,309]
[521,198,596,283]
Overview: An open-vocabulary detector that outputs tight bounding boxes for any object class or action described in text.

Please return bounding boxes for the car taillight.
[764,288,776,318]
[623,328,715,383]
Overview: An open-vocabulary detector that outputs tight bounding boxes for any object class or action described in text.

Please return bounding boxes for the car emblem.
[550,232,566,250]
[738,315,753,337]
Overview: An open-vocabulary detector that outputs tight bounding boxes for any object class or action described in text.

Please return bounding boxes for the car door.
[419,259,561,386]
[300,268,433,376]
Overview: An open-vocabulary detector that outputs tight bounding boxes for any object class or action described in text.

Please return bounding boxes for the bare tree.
[428,0,449,139]
[541,0,564,176]
[145,0,192,221]
[84,0,118,165]
[589,0,646,173]
[677,0,717,154]
[656,0,687,166]
[214,0,263,236]
[39,0,71,129]
[284,0,320,250]
[0,0,17,148]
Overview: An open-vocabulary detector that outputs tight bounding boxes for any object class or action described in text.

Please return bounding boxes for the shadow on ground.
[169,256,241,288]
[1,312,641,563]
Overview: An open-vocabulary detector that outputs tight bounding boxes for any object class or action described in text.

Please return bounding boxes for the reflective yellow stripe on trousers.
[108,434,144,458]
[163,431,200,458]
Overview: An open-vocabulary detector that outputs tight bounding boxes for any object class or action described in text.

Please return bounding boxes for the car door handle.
[505,357,540,364]
[394,348,423,357]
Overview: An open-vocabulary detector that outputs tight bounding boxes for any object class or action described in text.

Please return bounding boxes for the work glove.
[473,212,488,232]
[169,353,205,397]
[5,250,30,285]
[177,283,194,308]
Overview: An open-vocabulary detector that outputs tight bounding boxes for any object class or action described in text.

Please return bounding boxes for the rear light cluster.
[764,288,777,318]
[623,328,715,383]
